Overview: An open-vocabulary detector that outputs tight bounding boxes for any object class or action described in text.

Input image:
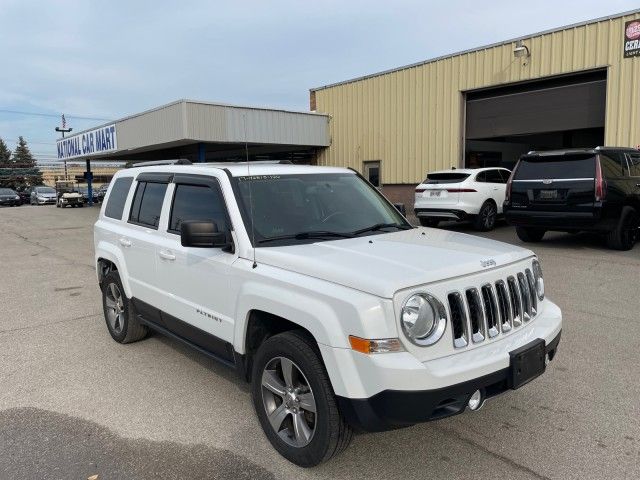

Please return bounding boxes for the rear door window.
[104,177,133,220]
[485,169,506,184]
[424,173,470,184]
[627,153,640,177]
[129,181,167,228]
[498,170,512,182]
[169,184,228,234]
[514,155,596,180]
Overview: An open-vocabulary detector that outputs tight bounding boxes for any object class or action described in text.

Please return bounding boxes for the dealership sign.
[56,124,117,160]
[624,20,640,58]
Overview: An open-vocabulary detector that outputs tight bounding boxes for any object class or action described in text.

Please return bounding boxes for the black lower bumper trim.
[337,330,561,432]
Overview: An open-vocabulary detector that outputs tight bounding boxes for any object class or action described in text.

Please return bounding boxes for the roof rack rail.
[128,159,192,168]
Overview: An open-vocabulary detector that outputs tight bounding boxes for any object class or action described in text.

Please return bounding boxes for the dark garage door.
[466,79,606,139]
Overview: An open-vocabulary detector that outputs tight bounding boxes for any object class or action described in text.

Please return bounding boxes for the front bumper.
[0,199,21,206]
[337,331,560,431]
[37,198,56,204]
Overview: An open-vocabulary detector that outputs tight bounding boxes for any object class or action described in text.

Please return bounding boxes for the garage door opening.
[464,70,606,170]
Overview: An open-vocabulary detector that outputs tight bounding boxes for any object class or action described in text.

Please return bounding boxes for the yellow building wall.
[313,11,640,184]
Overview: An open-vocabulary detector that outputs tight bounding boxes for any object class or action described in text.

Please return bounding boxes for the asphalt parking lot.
[0,205,638,480]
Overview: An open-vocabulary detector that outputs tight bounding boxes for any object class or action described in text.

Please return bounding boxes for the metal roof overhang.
[57,99,330,162]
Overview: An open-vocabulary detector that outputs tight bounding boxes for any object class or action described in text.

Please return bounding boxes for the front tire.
[473,201,497,231]
[606,206,638,251]
[251,331,353,467]
[101,271,148,343]
[516,226,546,243]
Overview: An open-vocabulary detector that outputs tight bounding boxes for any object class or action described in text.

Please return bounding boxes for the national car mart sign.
[624,20,640,58]
[56,124,117,160]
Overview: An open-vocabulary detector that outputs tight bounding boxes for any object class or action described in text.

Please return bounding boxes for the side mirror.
[180,221,227,248]
[393,202,406,216]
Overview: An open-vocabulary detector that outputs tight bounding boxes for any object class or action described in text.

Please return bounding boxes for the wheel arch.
[239,309,320,382]
[95,242,132,297]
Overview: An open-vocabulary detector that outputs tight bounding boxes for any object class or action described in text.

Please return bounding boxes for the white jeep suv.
[94,162,561,467]
[414,167,511,230]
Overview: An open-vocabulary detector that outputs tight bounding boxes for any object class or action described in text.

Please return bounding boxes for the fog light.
[468,389,484,411]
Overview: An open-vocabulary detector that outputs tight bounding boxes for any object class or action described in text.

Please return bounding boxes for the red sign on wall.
[624,20,640,58]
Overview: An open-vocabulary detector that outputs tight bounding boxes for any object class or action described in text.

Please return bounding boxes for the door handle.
[158,250,176,261]
[119,237,132,248]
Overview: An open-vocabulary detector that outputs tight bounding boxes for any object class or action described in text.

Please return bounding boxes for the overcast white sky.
[0,0,637,161]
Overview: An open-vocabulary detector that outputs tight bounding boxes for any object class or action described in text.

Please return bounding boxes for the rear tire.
[101,271,148,344]
[606,206,638,251]
[516,226,546,243]
[419,218,440,228]
[251,331,353,467]
[473,201,497,231]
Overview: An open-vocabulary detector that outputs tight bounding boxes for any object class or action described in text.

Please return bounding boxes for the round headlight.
[401,293,447,346]
[532,259,544,300]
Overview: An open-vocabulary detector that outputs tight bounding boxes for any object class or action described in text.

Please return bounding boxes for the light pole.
[55,115,72,180]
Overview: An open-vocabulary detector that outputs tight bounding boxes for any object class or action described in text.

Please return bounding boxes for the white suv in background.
[414,167,511,231]
[94,161,561,467]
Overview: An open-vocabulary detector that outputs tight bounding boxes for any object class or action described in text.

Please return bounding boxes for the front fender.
[231,261,399,396]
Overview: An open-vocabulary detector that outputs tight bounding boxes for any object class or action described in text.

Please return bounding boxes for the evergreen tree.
[0,137,43,189]
[12,136,36,167]
[0,138,11,165]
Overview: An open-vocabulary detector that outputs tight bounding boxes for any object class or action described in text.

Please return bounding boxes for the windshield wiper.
[351,222,413,236]
[257,230,354,244]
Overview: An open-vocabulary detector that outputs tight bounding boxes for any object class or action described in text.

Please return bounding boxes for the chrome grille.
[495,280,512,333]
[465,288,485,343]
[449,268,540,349]
[448,292,468,348]
[507,276,523,327]
[525,269,538,316]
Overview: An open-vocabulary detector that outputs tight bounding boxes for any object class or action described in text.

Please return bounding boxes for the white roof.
[118,163,353,178]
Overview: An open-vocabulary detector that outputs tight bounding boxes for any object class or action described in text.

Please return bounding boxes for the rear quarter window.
[104,177,133,220]
[514,155,595,180]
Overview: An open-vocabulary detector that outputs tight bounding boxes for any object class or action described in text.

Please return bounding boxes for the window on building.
[169,184,228,234]
[129,181,167,228]
[104,177,133,220]
[364,161,381,187]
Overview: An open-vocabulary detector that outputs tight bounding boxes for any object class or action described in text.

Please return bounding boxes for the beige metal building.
[310,9,640,205]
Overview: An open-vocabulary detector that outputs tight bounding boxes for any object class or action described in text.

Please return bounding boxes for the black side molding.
[131,297,237,369]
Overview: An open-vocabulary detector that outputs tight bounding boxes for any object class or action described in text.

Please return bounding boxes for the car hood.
[37,192,56,197]
[254,228,534,298]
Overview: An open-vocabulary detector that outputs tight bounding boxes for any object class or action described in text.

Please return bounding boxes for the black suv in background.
[504,147,640,250]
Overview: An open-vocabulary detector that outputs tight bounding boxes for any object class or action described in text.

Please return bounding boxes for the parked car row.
[0,183,110,207]
[414,147,640,251]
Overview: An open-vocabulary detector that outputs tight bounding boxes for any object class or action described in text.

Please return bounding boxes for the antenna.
[244,114,257,269]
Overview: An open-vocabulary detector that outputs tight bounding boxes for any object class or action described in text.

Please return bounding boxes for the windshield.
[0,188,16,195]
[36,187,55,194]
[424,173,470,184]
[233,173,409,245]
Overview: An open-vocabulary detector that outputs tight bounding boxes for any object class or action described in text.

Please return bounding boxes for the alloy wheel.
[261,356,317,448]
[483,204,496,229]
[104,283,126,334]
